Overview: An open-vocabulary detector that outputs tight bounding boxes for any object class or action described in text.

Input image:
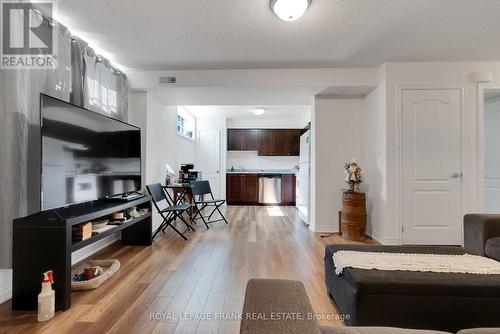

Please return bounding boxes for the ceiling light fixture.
[253,108,266,115]
[270,0,311,22]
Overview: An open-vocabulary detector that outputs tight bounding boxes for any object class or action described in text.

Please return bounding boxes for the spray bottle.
[37,270,55,322]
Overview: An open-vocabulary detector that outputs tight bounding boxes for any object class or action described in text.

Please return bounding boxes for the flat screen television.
[40,94,141,210]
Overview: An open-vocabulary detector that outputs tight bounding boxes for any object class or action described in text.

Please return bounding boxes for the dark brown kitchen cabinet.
[243,129,259,150]
[226,174,259,205]
[258,129,297,156]
[227,173,243,202]
[258,129,273,156]
[228,128,301,156]
[242,174,259,203]
[281,174,296,205]
[227,129,242,150]
[285,130,301,156]
[227,129,260,151]
[272,130,287,156]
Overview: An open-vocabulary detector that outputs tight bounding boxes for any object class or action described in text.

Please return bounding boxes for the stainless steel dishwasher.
[258,174,282,204]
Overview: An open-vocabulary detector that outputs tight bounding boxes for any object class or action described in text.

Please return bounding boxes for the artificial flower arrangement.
[344,159,363,192]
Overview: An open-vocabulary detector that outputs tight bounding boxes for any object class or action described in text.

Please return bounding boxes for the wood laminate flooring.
[0,205,376,334]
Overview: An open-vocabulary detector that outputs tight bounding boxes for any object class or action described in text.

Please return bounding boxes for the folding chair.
[190,180,228,229]
[146,183,195,240]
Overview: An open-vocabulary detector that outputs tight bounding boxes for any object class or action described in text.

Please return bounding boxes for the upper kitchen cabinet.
[257,129,301,156]
[243,129,259,150]
[257,129,273,156]
[227,128,302,156]
[272,129,287,156]
[227,129,260,151]
[285,129,301,156]
[227,129,242,150]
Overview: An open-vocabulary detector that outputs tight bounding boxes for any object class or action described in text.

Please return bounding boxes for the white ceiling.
[56,0,500,71]
[183,105,310,120]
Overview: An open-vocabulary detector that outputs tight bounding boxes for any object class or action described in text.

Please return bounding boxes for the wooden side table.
[339,190,367,241]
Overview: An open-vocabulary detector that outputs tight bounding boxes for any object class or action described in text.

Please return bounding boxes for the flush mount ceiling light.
[253,108,266,115]
[270,0,311,22]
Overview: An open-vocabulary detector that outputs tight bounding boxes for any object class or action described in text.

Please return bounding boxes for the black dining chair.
[190,180,228,229]
[146,183,195,240]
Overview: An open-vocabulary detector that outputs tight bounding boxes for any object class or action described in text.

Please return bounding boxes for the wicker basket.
[71,259,120,291]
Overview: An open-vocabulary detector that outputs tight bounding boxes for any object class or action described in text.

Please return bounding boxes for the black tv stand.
[12,196,152,311]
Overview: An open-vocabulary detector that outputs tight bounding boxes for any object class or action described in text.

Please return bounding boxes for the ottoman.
[324,244,500,332]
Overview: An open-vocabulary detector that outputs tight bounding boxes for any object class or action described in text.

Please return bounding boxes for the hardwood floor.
[0,205,376,334]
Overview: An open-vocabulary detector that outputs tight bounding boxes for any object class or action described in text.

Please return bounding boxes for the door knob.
[450,172,463,179]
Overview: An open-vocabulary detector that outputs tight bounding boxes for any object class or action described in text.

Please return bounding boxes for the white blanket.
[332,250,500,275]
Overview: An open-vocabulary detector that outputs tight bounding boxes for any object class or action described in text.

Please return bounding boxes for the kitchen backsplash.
[227,151,299,170]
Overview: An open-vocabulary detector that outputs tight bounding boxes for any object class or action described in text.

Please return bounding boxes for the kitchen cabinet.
[272,130,287,156]
[243,129,259,150]
[285,130,301,156]
[281,174,296,205]
[227,173,243,202]
[227,129,260,151]
[227,129,242,150]
[226,174,259,204]
[257,129,273,156]
[227,173,296,206]
[258,129,300,156]
[227,128,302,156]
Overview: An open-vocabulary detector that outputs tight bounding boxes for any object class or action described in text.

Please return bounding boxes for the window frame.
[176,106,196,142]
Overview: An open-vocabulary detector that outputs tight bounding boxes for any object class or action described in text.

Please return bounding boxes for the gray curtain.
[0,19,71,268]
[71,37,128,121]
[0,13,128,269]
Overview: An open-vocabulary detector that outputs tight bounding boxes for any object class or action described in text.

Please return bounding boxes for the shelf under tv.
[71,212,151,252]
[12,196,152,311]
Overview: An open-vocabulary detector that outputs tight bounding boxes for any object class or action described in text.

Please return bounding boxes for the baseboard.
[0,269,12,304]
[368,230,400,245]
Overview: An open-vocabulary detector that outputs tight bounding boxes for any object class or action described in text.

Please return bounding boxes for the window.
[176,106,196,141]
[87,77,118,115]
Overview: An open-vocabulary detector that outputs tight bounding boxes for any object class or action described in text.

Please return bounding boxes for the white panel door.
[197,129,221,198]
[484,99,500,212]
[401,89,462,245]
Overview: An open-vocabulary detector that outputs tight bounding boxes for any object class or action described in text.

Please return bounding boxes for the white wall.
[146,94,196,229]
[311,97,365,232]
[362,82,387,240]
[0,270,11,303]
[484,96,500,212]
[227,151,299,171]
[383,62,500,245]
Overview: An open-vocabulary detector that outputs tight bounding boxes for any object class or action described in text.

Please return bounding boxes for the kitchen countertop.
[226,169,298,175]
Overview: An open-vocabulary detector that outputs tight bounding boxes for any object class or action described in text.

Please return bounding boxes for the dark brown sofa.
[324,214,500,332]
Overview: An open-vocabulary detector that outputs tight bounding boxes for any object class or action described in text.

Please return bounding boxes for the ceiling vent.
[159,76,177,84]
